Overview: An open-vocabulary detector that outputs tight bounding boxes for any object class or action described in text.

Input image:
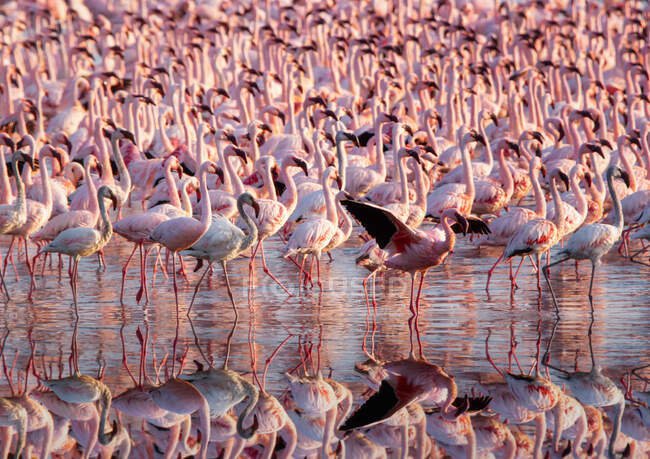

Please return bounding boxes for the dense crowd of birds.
[0,0,649,456]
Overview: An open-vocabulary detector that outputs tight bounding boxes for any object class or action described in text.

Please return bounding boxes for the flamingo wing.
[342,199,419,251]
[339,379,405,431]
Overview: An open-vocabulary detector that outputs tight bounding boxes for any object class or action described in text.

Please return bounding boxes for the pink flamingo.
[488,168,569,295]
[149,160,217,309]
[245,154,308,295]
[544,166,630,305]
[341,200,486,315]
[41,185,117,306]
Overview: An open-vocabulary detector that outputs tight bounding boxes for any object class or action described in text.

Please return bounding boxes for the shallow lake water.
[0,224,649,397]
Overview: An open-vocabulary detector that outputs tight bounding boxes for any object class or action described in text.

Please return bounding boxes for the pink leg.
[315,255,323,291]
[414,270,426,313]
[171,253,179,376]
[3,237,15,278]
[188,262,212,315]
[260,242,292,295]
[120,243,138,304]
[486,253,503,292]
[136,244,150,304]
[511,257,525,290]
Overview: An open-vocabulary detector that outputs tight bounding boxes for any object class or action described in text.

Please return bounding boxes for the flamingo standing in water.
[41,185,117,306]
[341,199,487,315]
[182,192,260,314]
[487,168,569,295]
[544,166,630,306]
[149,160,217,310]
[245,154,308,295]
[0,151,33,298]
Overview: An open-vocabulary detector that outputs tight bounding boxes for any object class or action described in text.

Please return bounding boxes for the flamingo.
[341,199,488,315]
[426,127,486,219]
[487,168,569,295]
[283,166,343,289]
[544,166,630,305]
[42,372,117,449]
[41,185,117,305]
[182,192,260,314]
[149,160,217,309]
[245,154,308,295]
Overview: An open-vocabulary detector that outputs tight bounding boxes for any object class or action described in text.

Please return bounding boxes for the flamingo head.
[98,185,118,210]
[610,166,631,188]
[240,193,260,217]
[551,169,570,190]
[289,155,309,176]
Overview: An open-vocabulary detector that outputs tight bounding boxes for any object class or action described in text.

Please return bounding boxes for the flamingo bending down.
[544,166,630,305]
[41,185,117,306]
[182,192,260,314]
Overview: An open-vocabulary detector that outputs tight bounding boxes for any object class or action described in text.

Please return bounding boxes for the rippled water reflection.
[1,225,649,395]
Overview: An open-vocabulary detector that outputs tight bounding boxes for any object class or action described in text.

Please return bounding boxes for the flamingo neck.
[397,155,409,207]
[606,169,624,235]
[0,149,12,204]
[214,138,233,193]
[530,167,546,218]
[39,155,53,216]
[198,165,212,231]
[280,162,299,214]
[550,175,565,235]
[375,121,386,178]
[111,135,131,198]
[460,141,475,199]
[498,149,514,200]
[615,140,637,192]
[164,164,182,210]
[238,201,258,253]
[323,173,337,224]
[570,170,588,219]
[225,152,246,196]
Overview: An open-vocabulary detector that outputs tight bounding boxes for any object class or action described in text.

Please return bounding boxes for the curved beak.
[214,166,225,184]
[233,147,248,163]
[557,170,570,189]
[120,129,136,143]
[16,136,29,150]
[260,123,272,133]
[599,139,613,150]
[472,131,487,146]
[251,199,261,217]
[455,212,469,235]
[294,157,309,176]
[335,173,343,190]
[531,131,545,144]
[540,164,547,178]
[584,172,592,188]
[620,169,631,188]
[20,152,35,170]
[489,112,499,126]
[406,148,421,164]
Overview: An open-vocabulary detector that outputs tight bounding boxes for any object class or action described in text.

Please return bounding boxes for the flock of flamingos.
[0,0,649,457]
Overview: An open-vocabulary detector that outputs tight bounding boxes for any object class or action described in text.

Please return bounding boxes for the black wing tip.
[339,380,399,431]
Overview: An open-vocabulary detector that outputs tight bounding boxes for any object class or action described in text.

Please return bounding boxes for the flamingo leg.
[486,253,503,292]
[2,237,15,278]
[315,254,322,291]
[260,242,292,295]
[543,256,570,315]
[588,260,597,305]
[120,243,138,304]
[171,252,179,376]
[511,257,525,290]
[136,244,149,304]
[414,270,426,313]
[188,261,212,315]
[222,260,238,317]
